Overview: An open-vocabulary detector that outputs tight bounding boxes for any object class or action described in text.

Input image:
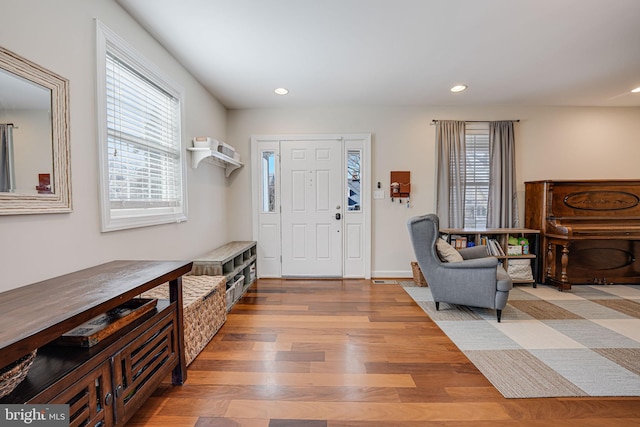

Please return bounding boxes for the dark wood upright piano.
[525,180,640,290]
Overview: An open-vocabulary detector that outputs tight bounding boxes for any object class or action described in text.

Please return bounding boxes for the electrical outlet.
[373,190,384,199]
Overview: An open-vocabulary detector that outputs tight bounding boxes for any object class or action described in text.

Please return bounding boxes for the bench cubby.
[191,241,257,310]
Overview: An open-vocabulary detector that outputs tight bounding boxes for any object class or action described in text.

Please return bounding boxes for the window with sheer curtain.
[96,21,186,232]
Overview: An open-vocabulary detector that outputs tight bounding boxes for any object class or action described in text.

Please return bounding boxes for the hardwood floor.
[126,279,640,426]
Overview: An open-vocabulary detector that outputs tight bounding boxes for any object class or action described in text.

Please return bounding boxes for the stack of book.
[486,239,505,256]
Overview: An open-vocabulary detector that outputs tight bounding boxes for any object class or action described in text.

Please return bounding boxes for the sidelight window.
[347,150,361,211]
[261,151,276,212]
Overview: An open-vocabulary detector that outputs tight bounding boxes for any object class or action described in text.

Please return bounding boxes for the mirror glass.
[0,46,71,214]
[0,68,53,194]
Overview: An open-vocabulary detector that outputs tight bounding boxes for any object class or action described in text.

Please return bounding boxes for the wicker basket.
[0,350,37,399]
[411,261,428,287]
[142,276,226,366]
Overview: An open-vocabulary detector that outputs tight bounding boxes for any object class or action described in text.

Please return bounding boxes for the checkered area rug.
[400,282,640,398]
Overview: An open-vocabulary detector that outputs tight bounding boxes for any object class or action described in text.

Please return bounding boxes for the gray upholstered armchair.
[407,213,513,322]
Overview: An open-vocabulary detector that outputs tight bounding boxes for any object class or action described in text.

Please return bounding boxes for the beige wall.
[227,106,640,277]
[1,1,638,290]
[0,0,230,292]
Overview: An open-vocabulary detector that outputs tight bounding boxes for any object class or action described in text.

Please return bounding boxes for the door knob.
[335,213,341,220]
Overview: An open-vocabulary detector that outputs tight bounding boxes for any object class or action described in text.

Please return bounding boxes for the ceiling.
[116,0,640,110]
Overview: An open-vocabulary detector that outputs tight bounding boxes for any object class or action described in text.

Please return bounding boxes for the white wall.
[227,106,640,277]
[0,0,231,292]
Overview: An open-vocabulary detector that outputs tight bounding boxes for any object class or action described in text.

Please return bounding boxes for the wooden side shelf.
[0,260,192,427]
[440,228,541,286]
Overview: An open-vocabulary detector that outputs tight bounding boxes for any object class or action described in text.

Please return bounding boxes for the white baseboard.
[372,270,412,279]
[258,271,411,279]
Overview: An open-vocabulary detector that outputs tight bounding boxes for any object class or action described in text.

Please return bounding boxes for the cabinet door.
[112,310,179,426]
[48,362,114,427]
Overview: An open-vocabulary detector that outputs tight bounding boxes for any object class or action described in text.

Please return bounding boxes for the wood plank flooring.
[126,279,640,426]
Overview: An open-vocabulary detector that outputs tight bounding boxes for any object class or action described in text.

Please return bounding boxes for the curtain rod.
[431,119,519,125]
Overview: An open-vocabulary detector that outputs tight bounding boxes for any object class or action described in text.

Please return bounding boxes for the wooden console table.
[0,260,192,427]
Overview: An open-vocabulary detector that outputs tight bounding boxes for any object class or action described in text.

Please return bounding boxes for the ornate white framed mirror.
[0,46,71,214]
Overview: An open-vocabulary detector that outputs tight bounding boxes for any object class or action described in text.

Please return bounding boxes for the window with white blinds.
[464,123,490,228]
[96,21,186,231]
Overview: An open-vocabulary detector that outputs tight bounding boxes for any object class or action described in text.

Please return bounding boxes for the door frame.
[251,133,371,279]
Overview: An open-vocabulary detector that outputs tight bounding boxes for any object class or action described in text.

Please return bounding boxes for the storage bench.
[142,275,226,366]
[191,241,257,311]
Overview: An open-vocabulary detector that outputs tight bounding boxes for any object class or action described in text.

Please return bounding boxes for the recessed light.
[632,87,640,93]
[450,85,467,93]
[274,87,289,95]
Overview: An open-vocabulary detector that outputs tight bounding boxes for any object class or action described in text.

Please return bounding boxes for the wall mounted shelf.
[186,147,243,177]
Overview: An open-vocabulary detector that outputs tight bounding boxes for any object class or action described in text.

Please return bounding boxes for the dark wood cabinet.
[48,360,114,427]
[0,260,192,427]
[112,306,178,424]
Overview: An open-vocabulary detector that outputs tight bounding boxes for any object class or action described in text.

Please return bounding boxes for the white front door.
[280,139,343,276]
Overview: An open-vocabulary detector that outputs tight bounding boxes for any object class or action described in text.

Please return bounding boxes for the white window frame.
[96,20,187,232]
